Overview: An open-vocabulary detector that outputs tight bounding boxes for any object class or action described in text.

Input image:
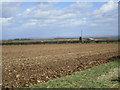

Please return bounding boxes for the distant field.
[0,38,119,45]
[1,38,79,45]
[1,38,78,43]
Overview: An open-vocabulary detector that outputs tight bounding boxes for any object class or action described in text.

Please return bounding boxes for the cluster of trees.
[8,38,31,41]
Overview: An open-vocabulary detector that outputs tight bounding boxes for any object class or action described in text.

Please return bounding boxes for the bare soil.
[2,43,118,88]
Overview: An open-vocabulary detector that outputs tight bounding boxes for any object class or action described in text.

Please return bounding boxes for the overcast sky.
[1,1,118,40]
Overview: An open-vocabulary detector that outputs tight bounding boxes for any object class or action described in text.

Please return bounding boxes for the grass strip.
[30,61,119,88]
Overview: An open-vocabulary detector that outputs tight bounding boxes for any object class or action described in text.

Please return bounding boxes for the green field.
[1,38,78,43]
[1,38,119,45]
[30,61,119,88]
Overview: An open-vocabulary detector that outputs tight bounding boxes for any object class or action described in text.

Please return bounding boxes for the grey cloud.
[1,2,22,18]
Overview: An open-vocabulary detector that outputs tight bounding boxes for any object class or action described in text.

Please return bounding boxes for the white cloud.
[2,2,117,28]
[0,17,12,26]
[44,19,57,23]
[18,2,92,20]
[56,19,87,27]
[94,1,118,15]
[54,13,77,19]
[65,2,93,12]
[37,2,57,10]
[86,1,118,28]
[0,17,12,22]
[100,1,117,13]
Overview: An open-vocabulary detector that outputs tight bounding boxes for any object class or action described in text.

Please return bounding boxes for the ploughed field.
[2,43,118,88]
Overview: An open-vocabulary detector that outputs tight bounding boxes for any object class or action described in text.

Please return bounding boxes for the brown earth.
[2,43,118,88]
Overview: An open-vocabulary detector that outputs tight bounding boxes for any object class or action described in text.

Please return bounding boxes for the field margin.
[30,61,119,88]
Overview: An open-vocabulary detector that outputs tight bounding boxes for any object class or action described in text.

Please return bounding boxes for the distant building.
[86,38,95,41]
